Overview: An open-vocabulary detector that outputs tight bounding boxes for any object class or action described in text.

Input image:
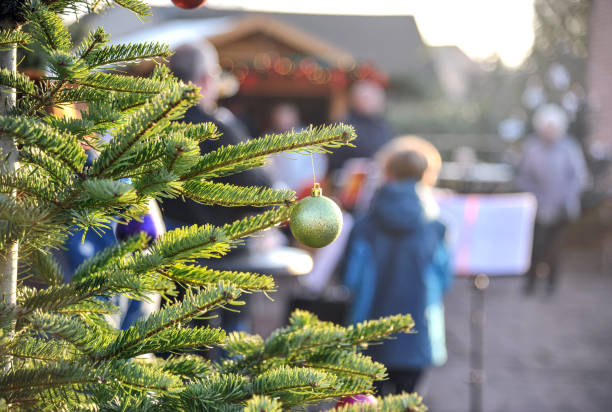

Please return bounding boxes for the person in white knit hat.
[517,104,588,295]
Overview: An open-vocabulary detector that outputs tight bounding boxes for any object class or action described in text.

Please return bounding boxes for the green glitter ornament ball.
[290,183,343,248]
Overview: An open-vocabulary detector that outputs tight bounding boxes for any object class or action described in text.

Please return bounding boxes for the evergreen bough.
[0,1,426,410]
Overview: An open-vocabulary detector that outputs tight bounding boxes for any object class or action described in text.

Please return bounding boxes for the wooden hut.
[209,16,384,134]
[111,15,388,135]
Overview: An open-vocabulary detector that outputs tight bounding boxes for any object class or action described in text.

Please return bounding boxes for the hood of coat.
[369,180,426,233]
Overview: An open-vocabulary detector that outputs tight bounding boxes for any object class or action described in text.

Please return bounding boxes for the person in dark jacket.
[342,141,452,395]
[161,42,272,339]
[161,42,271,229]
[328,80,393,173]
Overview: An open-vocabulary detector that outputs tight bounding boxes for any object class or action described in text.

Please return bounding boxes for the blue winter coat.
[342,180,453,369]
[58,228,154,330]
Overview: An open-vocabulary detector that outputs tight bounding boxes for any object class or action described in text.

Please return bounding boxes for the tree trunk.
[0,19,19,372]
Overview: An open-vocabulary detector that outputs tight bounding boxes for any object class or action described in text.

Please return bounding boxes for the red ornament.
[336,394,377,409]
[171,0,206,9]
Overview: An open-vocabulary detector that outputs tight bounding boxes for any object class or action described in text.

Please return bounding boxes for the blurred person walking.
[517,104,588,295]
[342,137,453,395]
[162,42,271,228]
[328,80,393,173]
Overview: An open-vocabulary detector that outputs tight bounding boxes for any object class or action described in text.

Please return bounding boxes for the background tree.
[526,0,591,140]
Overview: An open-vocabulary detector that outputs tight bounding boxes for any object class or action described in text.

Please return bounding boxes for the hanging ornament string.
[310,152,317,186]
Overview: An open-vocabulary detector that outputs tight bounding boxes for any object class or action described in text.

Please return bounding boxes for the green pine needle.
[126,223,230,274]
[72,233,149,282]
[97,284,237,360]
[0,68,37,96]
[244,395,282,412]
[223,206,294,240]
[22,249,65,287]
[76,72,168,94]
[91,86,199,177]
[163,264,276,292]
[26,5,73,52]
[113,0,152,18]
[156,354,213,380]
[184,181,296,207]
[84,42,172,69]
[0,116,86,173]
[0,29,31,50]
[183,124,356,181]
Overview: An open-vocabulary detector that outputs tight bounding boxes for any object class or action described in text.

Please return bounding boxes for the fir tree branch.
[160,264,276,292]
[84,41,171,69]
[113,0,152,18]
[0,359,183,406]
[0,29,31,50]
[22,248,64,286]
[108,136,176,181]
[181,124,355,181]
[225,312,414,377]
[91,86,198,178]
[125,224,230,274]
[75,72,168,94]
[131,169,182,200]
[224,331,265,358]
[96,283,238,360]
[55,299,119,316]
[0,167,63,206]
[278,375,372,408]
[0,116,86,173]
[27,310,107,357]
[28,79,69,116]
[109,359,183,393]
[26,5,72,52]
[53,86,119,105]
[166,121,220,143]
[79,177,138,205]
[298,351,387,381]
[244,395,283,412]
[250,366,333,397]
[5,337,70,364]
[19,146,74,185]
[329,393,427,412]
[265,314,415,360]
[183,181,296,208]
[0,68,36,96]
[17,269,171,318]
[118,326,226,358]
[222,206,294,240]
[72,233,149,282]
[18,284,100,316]
[155,354,212,380]
[0,361,99,393]
[160,373,249,410]
[75,27,108,61]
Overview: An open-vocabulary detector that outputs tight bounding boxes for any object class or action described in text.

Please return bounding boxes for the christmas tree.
[0,1,425,410]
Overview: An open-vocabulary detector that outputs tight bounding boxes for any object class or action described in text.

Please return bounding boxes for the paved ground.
[420,249,612,412]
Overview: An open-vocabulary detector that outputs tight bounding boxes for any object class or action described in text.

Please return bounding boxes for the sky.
[150,0,535,67]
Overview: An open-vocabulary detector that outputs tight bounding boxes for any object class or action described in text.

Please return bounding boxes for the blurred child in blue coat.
[57,149,161,330]
[342,136,453,394]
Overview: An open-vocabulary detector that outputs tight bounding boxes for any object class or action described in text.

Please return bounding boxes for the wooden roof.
[207,16,353,66]
[84,7,434,79]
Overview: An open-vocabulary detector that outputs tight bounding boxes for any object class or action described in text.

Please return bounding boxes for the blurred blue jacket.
[59,227,155,330]
[342,180,453,368]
